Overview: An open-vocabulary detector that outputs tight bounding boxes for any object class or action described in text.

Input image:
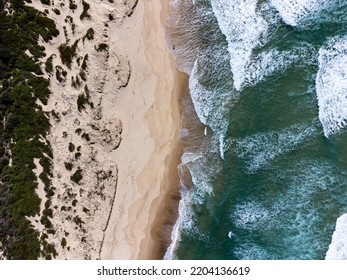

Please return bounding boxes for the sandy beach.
[100,0,188,259]
[11,0,186,260]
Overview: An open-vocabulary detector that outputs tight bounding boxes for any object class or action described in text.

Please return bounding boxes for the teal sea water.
[164,0,347,259]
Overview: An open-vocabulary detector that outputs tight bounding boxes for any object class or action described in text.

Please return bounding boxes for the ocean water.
[164,0,347,259]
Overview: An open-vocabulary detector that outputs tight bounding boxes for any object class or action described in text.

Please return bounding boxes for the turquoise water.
[165,0,347,260]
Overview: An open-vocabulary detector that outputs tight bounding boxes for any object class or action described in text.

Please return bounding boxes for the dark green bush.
[0,0,58,259]
[69,0,77,10]
[81,133,90,141]
[72,199,78,207]
[64,162,73,171]
[81,54,88,69]
[80,0,91,20]
[45,54,54,73]
[52,8,60,15]
[75,128,82,135]
[95,43,108,52]
[70,168,83,184]
[83,29,94,42]
[61,237,67,248]
[68,142,75,152]
[74,152,81,160]
[77,91,93,112]
[58,40,78,68]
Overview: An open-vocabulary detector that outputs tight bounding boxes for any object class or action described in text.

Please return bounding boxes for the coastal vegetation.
[64,162,73,171]
[69,0,77,11]
[95,43,108,52]
[80,0,91,20]
[55,65,67,83]
[77,86,93,112]
[45,54,54,74]
[52,8,60,15]
[58,40,78,69]
[83,28,94,42]
[0,0,58,259]
[70,168,83,184]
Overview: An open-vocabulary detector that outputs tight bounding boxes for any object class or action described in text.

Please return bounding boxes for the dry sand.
[100,0,188,259]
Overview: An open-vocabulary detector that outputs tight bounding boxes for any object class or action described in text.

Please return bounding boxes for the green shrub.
[70,168,82,184]
[75,128,82,135]
[45,55,54,74]
[73,216,84,227]
[40,0,50,5]
[64,162,73,171]
[55,65,67,83]
[95,43,108,52]
[79,70,87,81]
[81,54,88,70]
[52,8,60,15]
[58,40,78,69]
[51,110,60,121]
[72,199,78,207]
[77,90,93,112]
[61,237,67,248]
[0,1,58,259]
[80,1,91,20]
[69,0,77,10]
[74,152,81,160]
[81,133,90,141]
[83,29,94,42]
[71,76,81,89]
[68,142,75,152]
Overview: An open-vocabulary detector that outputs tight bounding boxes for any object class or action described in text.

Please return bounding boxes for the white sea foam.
[164,206,182,260]
[181,147,217,206]
[239,42,316,89]
[164,172,212,257]
[234,242,274,260]
[325,214,347,260]
[211,0,270,91]
[219,134,225,160]
[164,186,193,260]
[232,160,346,259]
[232,122,318,173]
[164,182,210,259]
[232,201,271,231]
[166,141,220,257]
[316,36,347,137]
[269,0,329,26]
[189,62,214,126]
[211,0,311,90]
[189,57,237,138]
[243,49,296,87]
[228,231,235,238]
[272,160,347,259]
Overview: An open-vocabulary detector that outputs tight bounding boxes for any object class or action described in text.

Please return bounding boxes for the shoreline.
[139,0,189,259]
[100,0,188,259]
